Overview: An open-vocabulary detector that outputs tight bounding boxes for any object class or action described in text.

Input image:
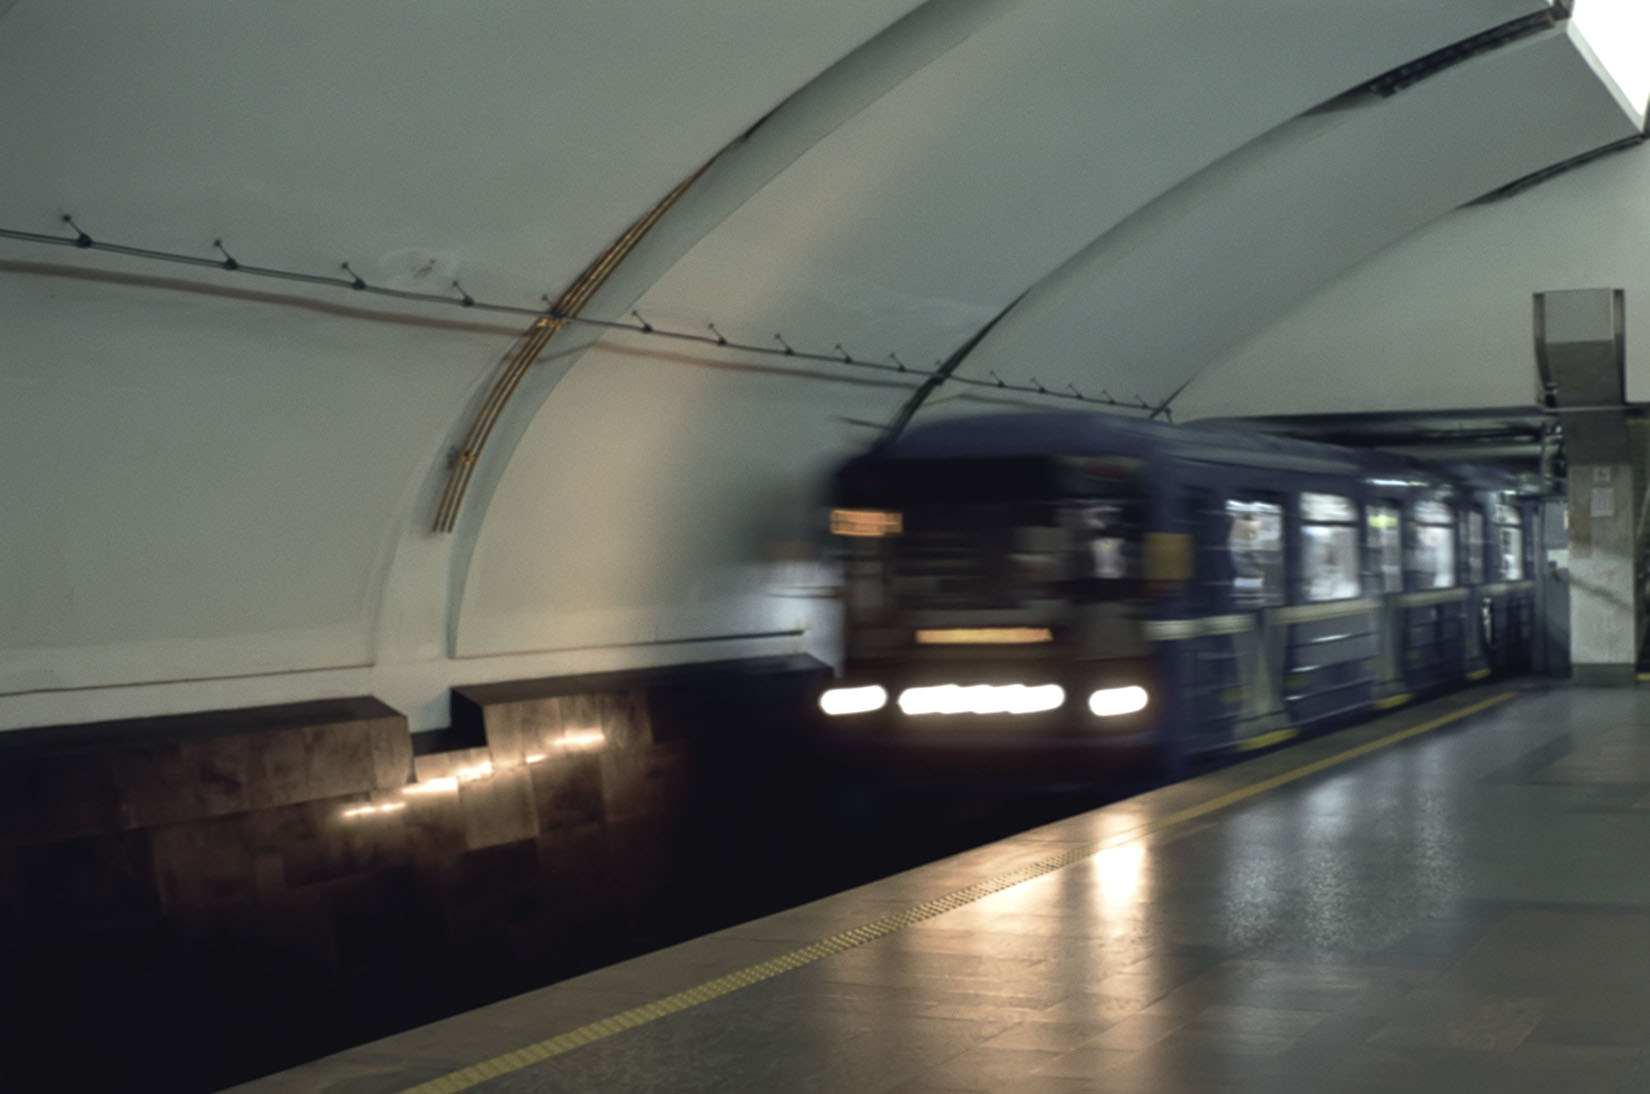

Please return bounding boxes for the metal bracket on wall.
[877,295,1023,447]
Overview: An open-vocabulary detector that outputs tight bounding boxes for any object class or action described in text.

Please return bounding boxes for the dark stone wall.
[0,656,830,1093]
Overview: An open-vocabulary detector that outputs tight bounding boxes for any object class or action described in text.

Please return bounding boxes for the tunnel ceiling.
[3,0,1648,729]
[2,2,1641,424]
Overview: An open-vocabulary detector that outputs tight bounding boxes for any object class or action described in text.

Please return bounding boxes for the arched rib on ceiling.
[951,11,1644,425]
[1176,139,1650,420]
[438,0,1013,535]
[604,1,1560,436]
[446,3,1584,543]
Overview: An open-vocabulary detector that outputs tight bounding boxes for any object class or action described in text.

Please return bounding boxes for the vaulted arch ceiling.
[1,1,1644,729]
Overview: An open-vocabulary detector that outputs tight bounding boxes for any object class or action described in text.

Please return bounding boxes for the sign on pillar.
[1568,462,1638,686]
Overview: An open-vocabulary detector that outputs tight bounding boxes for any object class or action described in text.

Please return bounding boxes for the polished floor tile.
[231,685,1650,1094]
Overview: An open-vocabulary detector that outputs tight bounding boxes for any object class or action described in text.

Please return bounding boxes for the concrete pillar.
[1567,461,1638,686]
[1533,288,1634,686]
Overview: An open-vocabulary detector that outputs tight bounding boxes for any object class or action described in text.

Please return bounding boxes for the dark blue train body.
[818,411,1536,778]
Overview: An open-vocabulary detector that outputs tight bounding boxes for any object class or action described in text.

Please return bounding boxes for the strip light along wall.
[339,727,608,821]
[0,215,1172,523]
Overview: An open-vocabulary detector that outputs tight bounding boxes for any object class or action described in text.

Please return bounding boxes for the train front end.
[817,452,1158,779]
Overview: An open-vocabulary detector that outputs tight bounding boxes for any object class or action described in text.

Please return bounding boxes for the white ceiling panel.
[0,0,921,305]
[951,21,1642,414]
[634,1,1546,372]
[1176,141,1650,420]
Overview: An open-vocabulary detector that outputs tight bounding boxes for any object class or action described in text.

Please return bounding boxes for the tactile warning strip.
[402,689,1514,1094]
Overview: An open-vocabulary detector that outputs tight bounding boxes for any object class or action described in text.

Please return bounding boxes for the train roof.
[862,411,1520,487]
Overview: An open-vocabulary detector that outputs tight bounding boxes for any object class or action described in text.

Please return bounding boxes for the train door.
[1278,491,1377,729]
[1365,500,1407,703]
[1486,496,1532,673]
[1513,498,1539,669]
[1535,496,1570,674]
[1401,498,1463,693]
[1462,503,1490,680]
[1172,484,1241,755]
[1223,493,1292,748]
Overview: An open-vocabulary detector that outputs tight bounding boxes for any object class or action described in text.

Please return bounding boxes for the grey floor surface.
[228,683,1650,1093]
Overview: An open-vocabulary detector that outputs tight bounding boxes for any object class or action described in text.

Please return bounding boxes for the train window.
[1367,503,1403,594]
[1082,502,1129,580]
[840,535,887,623]
[1463,510,1485,585]
[1227,499,1283,606]
[1498,525,1524,580]
[1495,499,1524,580]
[1301,492,1355,523]
[1411,500,1455,589]
[1301,492,1360,602]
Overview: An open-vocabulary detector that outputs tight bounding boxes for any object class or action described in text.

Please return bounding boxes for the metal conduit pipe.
[431,183,686,532]
[435,192,679,521]
[433,321,554,532]
[472,322,557,431]
[430,153,724,532]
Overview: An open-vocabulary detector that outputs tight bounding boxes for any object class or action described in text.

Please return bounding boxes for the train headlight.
[819,685,888,716]
[897,683,1065,716]
[1088,685,1149,717]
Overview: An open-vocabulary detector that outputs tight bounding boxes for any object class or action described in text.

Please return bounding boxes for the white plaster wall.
[0,258,500,697]
[454,332,912,662]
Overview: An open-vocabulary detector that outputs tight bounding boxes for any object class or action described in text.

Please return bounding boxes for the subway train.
[816,411,1538,778]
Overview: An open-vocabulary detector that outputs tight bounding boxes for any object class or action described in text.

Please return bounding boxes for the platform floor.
[230,683,1650,1094]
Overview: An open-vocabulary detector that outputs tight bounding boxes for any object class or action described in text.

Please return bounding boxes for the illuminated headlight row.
[819,684,1149,717]
[899,683,1065,716]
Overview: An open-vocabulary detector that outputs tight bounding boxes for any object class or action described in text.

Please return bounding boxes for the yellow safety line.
[402,689,1516,1094]
[1236,727,1297,752]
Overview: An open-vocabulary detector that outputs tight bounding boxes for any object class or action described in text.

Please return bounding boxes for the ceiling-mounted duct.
[1534,287,1627,463]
